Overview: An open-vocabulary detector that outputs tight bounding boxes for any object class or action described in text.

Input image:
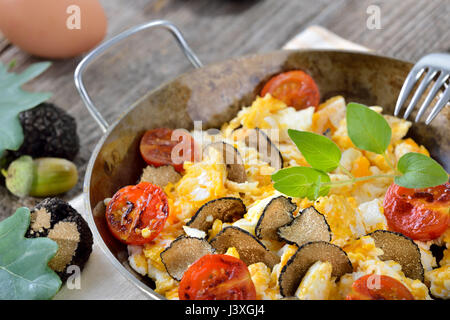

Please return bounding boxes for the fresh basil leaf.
[288,129,341,172]
[395,152,448,188]
[346,103,391,154]
[0,207,61,300]
[272,166,331,200]
[0,62,52,156]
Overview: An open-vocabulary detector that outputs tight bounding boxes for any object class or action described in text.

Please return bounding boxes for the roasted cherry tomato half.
[260,70,320,110]
[178,254,257,300]
[105,182,169,245]
[383,182,449,241]
[346,274,414,300]
[140,128,196,173]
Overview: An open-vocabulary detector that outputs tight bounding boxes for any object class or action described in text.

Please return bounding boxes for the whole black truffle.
[16,103,79,160]
[26,198,93,282]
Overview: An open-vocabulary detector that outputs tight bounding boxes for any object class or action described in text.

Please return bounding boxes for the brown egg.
[0,0,107,59]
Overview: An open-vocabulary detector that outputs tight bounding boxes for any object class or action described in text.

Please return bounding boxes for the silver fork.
[394,52,450,124]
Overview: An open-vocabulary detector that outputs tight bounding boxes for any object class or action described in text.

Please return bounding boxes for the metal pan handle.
[74,20,203,133]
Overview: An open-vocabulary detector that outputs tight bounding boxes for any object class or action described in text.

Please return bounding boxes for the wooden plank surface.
[0,0,449,219]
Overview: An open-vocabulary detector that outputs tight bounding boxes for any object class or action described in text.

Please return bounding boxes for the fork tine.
[394,67,425,116]
[425,84,450,124]
[403,68,438,119]
[415,72,450,122]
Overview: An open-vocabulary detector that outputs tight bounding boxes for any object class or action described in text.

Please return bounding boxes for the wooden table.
[0,0,449,219]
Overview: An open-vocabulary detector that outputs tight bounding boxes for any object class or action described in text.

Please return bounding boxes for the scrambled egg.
[168,147,228,221]
[226,95,314,142]
[341,236,432,300]
[232,192,281,235]
[312,96,346,134]
[295,261,335,300]
[125,94,447,300]
[313,195,365,247]
[249,263,275,300]
[426,265,450,299]
[357,199,388,233]
[426,246,450,298]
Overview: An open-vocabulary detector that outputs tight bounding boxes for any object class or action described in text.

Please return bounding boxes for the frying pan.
[74,20,449,300]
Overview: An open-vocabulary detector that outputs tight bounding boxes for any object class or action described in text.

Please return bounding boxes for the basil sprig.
[395,152,448,188]
[287,129,341,172]
[272,166,331,200]
[346,103,392,154]
[272,103,448,200]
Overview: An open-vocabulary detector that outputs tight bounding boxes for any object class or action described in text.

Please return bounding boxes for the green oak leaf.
[272,166,331,200]
[288,129,341,172]
[0,62,52,156]
[0,207,61,300]
[395,152,448,188]
[346,103,391,154]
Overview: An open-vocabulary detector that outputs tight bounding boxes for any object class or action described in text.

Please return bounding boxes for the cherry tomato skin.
[383,182,450,241]
[178,254,257,300]
[260,70,320,110]
[105,182,169,245]
[346,274,414,300]
[140,128,196,173]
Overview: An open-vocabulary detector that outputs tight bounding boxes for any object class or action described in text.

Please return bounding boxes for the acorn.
[2,156,78,198]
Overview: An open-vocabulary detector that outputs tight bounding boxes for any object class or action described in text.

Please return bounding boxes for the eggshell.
[0,0,107,59]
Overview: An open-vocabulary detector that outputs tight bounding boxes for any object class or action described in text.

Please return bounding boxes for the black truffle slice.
[186,197,246,232]
[204,142,247,183]
[140,165,181,188]
[25,198,93,282]
[255,196,296,240]
[279,241,353,297]
[160,236,215,281]
[244,128,283,170]
[15,103,80,160]
[277,206,332,246]
[368,230,424,282]
[210,226,280,268]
